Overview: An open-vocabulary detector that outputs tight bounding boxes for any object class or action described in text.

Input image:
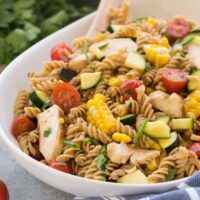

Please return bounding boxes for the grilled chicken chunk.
[38,105,65,163]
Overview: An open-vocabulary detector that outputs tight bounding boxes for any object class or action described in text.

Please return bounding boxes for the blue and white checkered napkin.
[74,172,200,200]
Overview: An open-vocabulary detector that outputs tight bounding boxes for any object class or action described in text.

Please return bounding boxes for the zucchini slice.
[158,132,180,153]
[81,72,102,90]
[156,116,171,124]
[30,90,49,108]
[59,68,77,82]
[120,114,136,125]
[89,46,105,61]
[170,118,193,130]
[107,25,125,33]
[143,121,170,139]
[125,51,146,72]
[187,70,200,91]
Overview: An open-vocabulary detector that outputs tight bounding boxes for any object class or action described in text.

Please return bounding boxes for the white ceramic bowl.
[0,0,200,197]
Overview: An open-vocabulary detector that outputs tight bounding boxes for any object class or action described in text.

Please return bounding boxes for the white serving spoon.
[87,0,126,36]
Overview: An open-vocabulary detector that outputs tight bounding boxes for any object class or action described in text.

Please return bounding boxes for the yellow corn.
[147,159,158,171]
[86,94,116,135]
[112,132,132,143]
[152,143,162,151]
[146,87,154,95]
[96,32,105,42]
[59,117,65,125]
[108,77,123,87]
[161,37,170,48]
[144,44,170,67]
[147,17,157,27]
[184,89,200,119]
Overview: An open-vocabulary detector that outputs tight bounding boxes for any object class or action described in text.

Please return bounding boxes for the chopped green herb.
[135,119,148,146]
[124,89,132,95]
[41,99,52,111]
[44,128,52,137]
[83,41,91,64]
[83,137,99,145]
[165,168,177,181]
[63,140,80,149]
[100,145,106,155]
[132,16,147,22]
[97,154,106,171]
[99,42,109,50]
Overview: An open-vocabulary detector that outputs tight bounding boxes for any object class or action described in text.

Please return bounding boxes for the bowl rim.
[0,12,189,188]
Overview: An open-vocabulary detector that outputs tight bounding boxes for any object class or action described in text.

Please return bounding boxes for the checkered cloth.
[74,172,200,200]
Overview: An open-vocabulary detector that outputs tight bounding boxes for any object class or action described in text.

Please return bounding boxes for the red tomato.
[11,117,36,138]
[120,80,143,100]
[52,83,80,113]
[166,18,190,42]
[49,162,72,174]
[50,43,73,62]
[162,69,187,94]
[188,142,200,158]
[30,142,44,161]
[0,180,9,200]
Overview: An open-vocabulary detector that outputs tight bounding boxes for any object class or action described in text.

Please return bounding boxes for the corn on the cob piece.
[184,89,200,119]
[144,44,170,67]
[86,94,116,135]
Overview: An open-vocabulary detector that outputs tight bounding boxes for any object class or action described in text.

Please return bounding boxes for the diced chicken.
[149,91,184,118]
[68,53,95,73]
[188,44,200,69]
[107,142,133,164]
[130,148,160,165]
[38,105,65,163]
[93,38,137,57]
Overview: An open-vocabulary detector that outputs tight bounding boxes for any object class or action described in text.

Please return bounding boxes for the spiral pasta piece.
[68,104,87,123]
[76,118,111,144]
[24,107,41,119]
[14,90,29,117]
[136,85,155,120]
[180,56,196,73]
[109,164,137,180]
[72,37,95,49]
[142,69,157,86]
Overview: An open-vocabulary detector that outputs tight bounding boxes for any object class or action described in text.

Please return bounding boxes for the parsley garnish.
[44,128,52,137]
[83,137,99,145]
[41,99,52,111]
[97,145,106,171]
[165,168,177,181]
[99,42,109,50]
[63,140,80,149]
[83,41,91,64]
[135,119,148,146]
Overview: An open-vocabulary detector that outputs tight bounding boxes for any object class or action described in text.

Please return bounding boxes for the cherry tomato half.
[162,69,187,94]
[11,117,36,138]
[120,80,143,100]
[166,18,190,43]
[52,83,80,113]
[30,142,44,161]
[49,162,72,174]
[50,43,73,62]
[0,180,9,200]
[188,142,200,158]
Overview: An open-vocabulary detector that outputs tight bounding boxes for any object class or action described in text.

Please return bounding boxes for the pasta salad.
[11,1,200,184]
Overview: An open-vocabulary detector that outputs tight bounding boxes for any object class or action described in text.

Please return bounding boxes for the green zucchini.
[59,68,77,82]
[120,114,136,125]
[170,118,193,130]
[107,25,124,33]
[158,132,180,153]
[89,46,105,61]
[187,70,200,91]
[30,90,49,108]
[125,51,146,72]
[156,116,171,124]
[81,72,102,90]
[143,121,170,139]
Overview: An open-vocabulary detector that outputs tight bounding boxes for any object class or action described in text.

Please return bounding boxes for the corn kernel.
[112,132,132,143]
[147,17,157,27]
[146,87,154,95]
[108,78,122,87]
[59,118,65,125]
[94,94,105,101]
[96,32,105,42]
[147,159,158,171]
[161,37,170,48]
[152,143,162,151]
